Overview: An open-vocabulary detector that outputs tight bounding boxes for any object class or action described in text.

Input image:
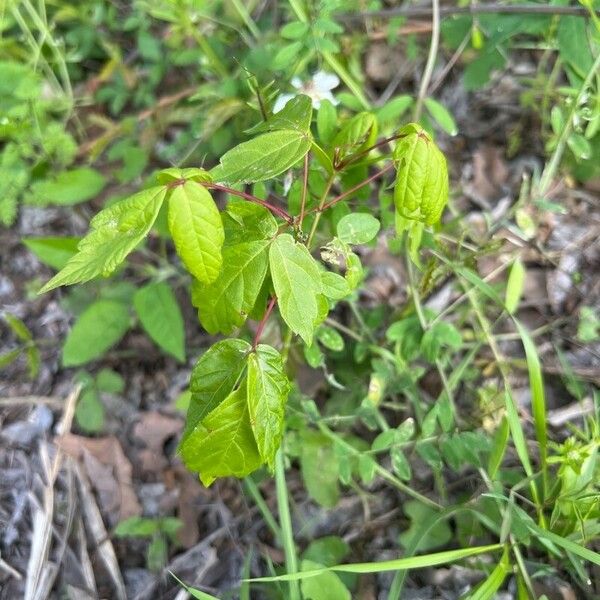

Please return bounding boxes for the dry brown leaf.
[57,435,140,524]
[132,411,182,474]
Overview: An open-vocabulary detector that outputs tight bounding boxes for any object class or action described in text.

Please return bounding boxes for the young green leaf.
[23,237,80,270]
[168,181,224,284]
[180,338,251,447]
[251,94,313,133]
[317,99,338,146]
[393,123,448,226]
[247,345,291,469]
[25,167,106,206]
[505,257,525,315]
[62,300,131,366]
[320,271,351,300]
[180,383,262,486]
[423,98,458,136]
[211,130,312,185]
[300,431,340,508]
[336,213,380,245]
[333,112,378,160]
[133,282,185,361]
[300,560,350,600]
[269,233,325,344]
[39,187,167,293]
[156,167,212,185]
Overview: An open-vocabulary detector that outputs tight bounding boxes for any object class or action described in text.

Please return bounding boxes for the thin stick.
[338,3,600,22]
[316,163,394,214]
[414,0,440,121]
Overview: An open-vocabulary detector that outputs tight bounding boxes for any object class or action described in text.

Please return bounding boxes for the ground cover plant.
[1,1,600,599]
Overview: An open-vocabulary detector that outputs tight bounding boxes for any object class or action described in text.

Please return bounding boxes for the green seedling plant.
[36,88,600,599]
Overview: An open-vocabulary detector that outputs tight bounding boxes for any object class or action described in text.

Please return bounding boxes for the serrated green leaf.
[393,123,448,226]
[211,130,311,185]
[23,237,80,270]
[62,300,131,366]
[134,282,185,361]
[39,187,167,293]
[269,234,324,344]
[168,181,224,284]
[336,213,380,245]
[156,168,212,185]
[180,383,262,486]
[181,339,251,449]
[333,112,377,160]
[424,98,458,136]
[251,95,312,133]
[247,345,291,469]
[194,240,271,334]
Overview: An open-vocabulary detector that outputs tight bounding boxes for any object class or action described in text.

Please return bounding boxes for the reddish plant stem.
[312,163,395,214]
[253,296,277,349]
[336,133,405,170]
[202,182,293,224]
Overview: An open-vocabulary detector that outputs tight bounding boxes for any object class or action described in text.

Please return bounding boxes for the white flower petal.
[291,77,303,90]
[273,93,294,113]
[312,71,340,92]
[320,90,339,106]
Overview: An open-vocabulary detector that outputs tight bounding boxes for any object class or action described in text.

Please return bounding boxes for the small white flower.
[273,71,340,113]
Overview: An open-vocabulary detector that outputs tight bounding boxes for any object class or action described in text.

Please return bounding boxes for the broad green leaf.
[62,300,131,366]
[280,21,310,39]
[247,345,291,469]
[393,123,448,226]
[180,339,251,448]
[180,383,262,486]
[23,237,80,270]
[301,560,350,600]
[303,537,350,567]
[376,96,413,126]
[75,385,104,433]
[301,431,339,508]
[168,181,224,284]
[273,41,303,69]
[96,368,125,393]
[194,240,271,334]
[252,94,313,133]
[505,258,525,314]
[270,234,325,344]
[578,306,600,342]
[420,321,462,362]
[557,16,594,78]
[115,516,159,537]
[399,501,452,552]
[423,98,458,136]
[336,213,380,245]
[211,130,311,185]
[39,187,167,293]
[25,167,106,206]
[316,326,344,351]
[223,199,278,243]
[134,282,185,361]
[333,112,377,159]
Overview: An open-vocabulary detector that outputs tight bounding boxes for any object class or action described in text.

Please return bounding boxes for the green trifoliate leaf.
[336,212,380,245]
[393,123,448,226]
[62,300,131,366]
[180,338,251,449]
[39,187,167,293]
[210,129,312,185]
[247,344,291,469]
[167,181,224,284]
[133,282,185,361]
[269,233,325,345]
[180,383,262,486]
[250,94,313,134]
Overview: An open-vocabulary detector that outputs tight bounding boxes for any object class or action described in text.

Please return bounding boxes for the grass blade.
[463,546,510,600]
[246,544,503,582]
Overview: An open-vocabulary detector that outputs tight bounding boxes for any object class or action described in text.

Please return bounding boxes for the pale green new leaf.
[39,187,167,293]
[133,282,185,361]
[62,300,131,366]
[180,383,262,486]
[320,271,350,300]
[505,258,525,315]
[300,560,350,600]
[211,130,311,185]
[23,237,80,270]
[336,213,380,245]
[247,345,291,469]
[251,95,313,133]
[180,339,251,448]
[269,234,324,344]
[168,181,224,284]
